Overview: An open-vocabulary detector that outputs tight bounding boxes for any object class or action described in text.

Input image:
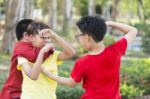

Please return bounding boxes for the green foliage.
[34,0,49,15]
[57,60,83,99]
[0,0,3,4]
[74,0,88,16]
[0,53,10,65]
[0,71,8,89]
[141,0,150,20]
[56,85,83,99]
[58,60,74,76]
[121,82,144,99]
[104,35,115,46]
[134,23,150,54]
[121,58,150,95]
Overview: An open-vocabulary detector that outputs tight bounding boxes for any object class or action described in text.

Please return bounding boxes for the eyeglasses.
[75,34,85,40]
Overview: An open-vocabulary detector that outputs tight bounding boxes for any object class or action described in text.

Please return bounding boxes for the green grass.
[0,71,8,90]
[0,53,10,90]
[0,53,10,66]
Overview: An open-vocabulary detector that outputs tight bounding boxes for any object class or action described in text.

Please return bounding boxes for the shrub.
[121,58,150,95]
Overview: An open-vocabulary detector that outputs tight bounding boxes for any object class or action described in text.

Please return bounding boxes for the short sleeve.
[53,51,63,65]
[111,38,127,56]
[17,57,28,70]
[71,60,83,83]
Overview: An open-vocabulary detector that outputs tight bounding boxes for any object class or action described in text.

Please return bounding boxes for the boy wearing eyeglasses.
[42,16,137,99]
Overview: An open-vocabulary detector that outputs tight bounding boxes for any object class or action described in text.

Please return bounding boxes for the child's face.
[31,34,47,48]
[75,32,91,50]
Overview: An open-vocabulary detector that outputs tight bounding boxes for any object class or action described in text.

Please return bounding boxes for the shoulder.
[18,57,28,62]
[107,37,127,56]
[109,37,127,47]
[75,55,89,65]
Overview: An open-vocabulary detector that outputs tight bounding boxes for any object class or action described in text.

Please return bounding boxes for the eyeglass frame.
[75,33,86,41]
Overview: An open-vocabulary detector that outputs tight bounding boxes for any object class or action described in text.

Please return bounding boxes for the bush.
[121,58,150,95]
[121,81,144,99]
[134,23,150,54]
[56,85,83,99]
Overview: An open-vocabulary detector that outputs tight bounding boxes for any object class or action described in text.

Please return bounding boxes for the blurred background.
[0,0,150,99]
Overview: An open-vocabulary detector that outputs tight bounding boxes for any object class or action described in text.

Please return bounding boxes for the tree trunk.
[103,1,111,20]
[0,0,33,54]
[63,0,73,36]
[0,0,18,54]
[111,0,121,21]
[88,0,95,16]
[49,0,57,30]
[137,0,146,23]
[24,0,34,18]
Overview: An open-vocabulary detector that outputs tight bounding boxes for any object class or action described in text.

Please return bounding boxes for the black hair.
[15,19,34,41]
[76,16,107,42]
[27,21,50,35]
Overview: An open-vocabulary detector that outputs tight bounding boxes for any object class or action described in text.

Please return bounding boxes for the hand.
[39,29,55,38]
[40,43,53,53]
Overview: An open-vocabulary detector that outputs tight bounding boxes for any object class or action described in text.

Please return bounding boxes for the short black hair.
[76,16,107,42]
[15,19,34,41]
[27,21,50,35]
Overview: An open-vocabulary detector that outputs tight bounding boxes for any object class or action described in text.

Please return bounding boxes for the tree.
[63,0,73,36]
[88,0,95,15]
[110,0,121,20]
[48,0,57,30]
[0,0,34,54]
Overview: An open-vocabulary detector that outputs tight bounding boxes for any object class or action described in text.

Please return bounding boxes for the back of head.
[27,21,50,35]
[76,16,107,42]
[15,19,34,41]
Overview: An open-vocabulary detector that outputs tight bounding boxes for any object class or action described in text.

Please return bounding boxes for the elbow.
[70,50,76,58]
[132,27,138,34]
[67,50,76,59]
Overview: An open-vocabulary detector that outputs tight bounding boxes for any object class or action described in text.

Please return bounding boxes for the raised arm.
[40,29,75,61]
[106,21,138,44]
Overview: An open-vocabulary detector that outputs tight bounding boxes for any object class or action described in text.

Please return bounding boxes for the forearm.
[53,32,75,58]
[44,70,75,87]
[107,21,137,34]
[30,51,44,80]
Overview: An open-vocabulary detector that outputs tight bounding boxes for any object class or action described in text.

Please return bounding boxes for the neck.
[19,39,31,42]
[89,41,105,55]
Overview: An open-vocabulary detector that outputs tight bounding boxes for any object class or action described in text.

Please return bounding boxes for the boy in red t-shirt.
[42,16,137,99]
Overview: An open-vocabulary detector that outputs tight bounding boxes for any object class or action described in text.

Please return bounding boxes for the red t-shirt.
[71,38,127,99]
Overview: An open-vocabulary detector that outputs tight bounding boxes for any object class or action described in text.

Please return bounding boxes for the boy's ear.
[84,34,90,42]
[23,32,33,41]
